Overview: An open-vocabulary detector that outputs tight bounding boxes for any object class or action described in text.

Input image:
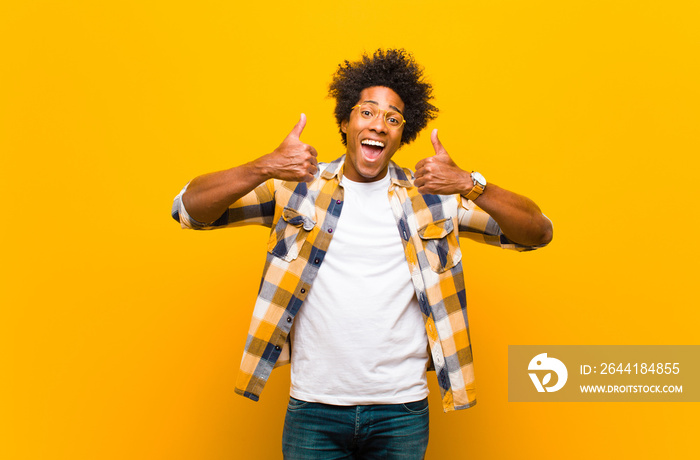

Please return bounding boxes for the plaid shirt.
[172,155,545,412]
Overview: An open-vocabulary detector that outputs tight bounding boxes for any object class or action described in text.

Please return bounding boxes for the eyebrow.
[363,100,404,115]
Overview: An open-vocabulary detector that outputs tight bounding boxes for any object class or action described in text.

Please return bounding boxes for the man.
[172,49,552,459]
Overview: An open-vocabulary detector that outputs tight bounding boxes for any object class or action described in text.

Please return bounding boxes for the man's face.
[341,86,405,182]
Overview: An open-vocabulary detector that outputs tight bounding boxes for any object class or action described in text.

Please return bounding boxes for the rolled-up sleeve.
[171,180,277,230]
[457,196,550,251]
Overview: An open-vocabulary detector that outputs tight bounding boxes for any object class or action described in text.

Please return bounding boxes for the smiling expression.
[341,86,405,182]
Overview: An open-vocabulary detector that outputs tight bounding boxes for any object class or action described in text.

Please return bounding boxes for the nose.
[368,113,387,133]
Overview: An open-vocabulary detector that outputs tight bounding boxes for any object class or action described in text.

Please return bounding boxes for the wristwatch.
[465,172,486,201]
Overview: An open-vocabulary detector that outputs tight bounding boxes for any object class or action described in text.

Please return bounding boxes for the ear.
[341,119,348,134]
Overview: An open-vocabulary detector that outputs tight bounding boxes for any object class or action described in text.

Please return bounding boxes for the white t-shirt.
[290,173,429,405]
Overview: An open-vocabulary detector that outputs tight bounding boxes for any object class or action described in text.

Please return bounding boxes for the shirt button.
[286,317,292,323]
[314,258,320,264]
[336,199,341,204]
[275,345,281,351]
[300,288,306,294]
[327,228,333,233]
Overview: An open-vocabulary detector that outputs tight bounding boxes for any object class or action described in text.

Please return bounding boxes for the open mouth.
[361,139,385,161]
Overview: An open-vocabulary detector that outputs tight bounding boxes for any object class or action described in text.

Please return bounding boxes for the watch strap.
[465,182,484,201]
[465,172,486,201]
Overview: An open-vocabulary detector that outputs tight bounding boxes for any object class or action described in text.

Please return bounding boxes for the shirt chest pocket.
[417,217,462,273]
[267,206,316,262]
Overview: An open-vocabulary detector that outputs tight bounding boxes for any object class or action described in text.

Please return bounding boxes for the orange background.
[2,1,698,458]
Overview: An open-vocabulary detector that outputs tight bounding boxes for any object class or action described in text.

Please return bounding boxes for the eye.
[361,109,373,118]
[386,115,402,126]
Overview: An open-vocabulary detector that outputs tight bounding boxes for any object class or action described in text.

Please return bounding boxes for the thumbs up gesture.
[414,129,472,195]
[256,113,319,182]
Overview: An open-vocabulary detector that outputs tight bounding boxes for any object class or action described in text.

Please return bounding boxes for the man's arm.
[414,129,553,247]
[182,114,319,224]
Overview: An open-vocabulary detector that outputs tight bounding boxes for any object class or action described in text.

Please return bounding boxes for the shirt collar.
[321,155,414,188]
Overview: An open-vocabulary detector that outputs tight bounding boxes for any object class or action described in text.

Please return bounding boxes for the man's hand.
[414,129,472,195]
[414,129,552,246]
[254,113,319,182]
[181,114,319,223]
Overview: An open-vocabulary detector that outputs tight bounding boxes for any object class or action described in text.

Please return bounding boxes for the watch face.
[472,172,486,187]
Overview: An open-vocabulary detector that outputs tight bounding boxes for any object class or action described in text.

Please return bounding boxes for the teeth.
[361,139,384,148]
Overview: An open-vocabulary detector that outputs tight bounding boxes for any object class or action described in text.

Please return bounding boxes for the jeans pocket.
[287,397,310,411]
[400,398,429,414]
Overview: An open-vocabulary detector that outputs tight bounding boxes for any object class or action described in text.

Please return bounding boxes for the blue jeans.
[282,397,429,459]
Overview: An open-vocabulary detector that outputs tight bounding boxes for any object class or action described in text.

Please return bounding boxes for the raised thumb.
[431,128,446,155]
[289,113,307,138]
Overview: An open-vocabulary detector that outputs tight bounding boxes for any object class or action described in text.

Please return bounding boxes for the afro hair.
[328,48,438,146]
